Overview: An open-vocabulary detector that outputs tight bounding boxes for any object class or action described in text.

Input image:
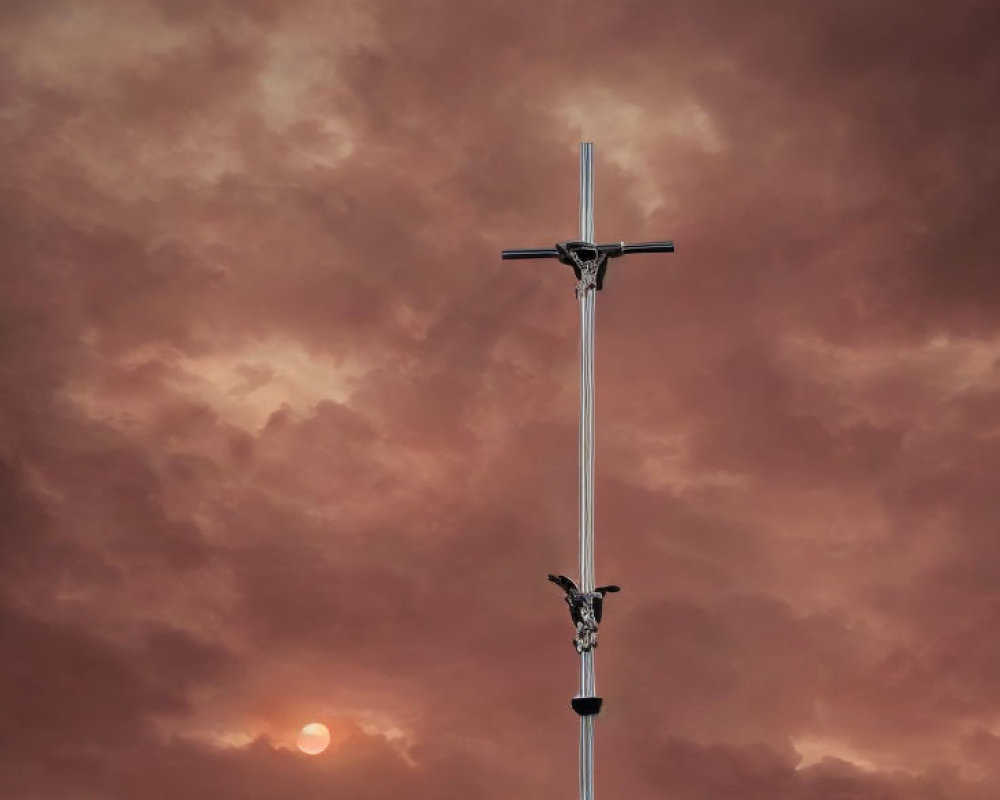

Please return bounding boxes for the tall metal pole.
[500,143,674,800]
[577,142,597,800]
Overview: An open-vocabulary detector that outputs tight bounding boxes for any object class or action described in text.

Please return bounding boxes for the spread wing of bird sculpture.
[548,573,580,595]
[548,574,621,624]
[592,584,620,623]
[548,574,585,626]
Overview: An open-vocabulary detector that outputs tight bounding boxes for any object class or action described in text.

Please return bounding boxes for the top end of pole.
[579,143,594,244]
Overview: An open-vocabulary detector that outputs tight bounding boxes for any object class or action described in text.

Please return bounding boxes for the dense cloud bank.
[2,0,999,797]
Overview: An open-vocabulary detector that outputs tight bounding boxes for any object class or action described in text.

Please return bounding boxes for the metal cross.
[501,143,675,800]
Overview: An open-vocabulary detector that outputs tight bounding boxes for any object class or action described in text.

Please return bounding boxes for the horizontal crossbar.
[501,241,675,260]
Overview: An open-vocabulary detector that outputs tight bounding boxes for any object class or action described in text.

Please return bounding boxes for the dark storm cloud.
[2,0,1000,797]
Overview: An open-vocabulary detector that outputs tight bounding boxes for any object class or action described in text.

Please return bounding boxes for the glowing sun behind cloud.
[297,722,331,755]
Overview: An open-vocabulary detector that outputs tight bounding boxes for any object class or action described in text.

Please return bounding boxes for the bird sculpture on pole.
[501,143,675,800]
[548,574,621,653]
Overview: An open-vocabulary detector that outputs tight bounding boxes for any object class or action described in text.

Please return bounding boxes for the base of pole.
[572,696,603,716]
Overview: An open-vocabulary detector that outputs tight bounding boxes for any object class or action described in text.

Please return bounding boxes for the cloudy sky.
[3,0,1000,797]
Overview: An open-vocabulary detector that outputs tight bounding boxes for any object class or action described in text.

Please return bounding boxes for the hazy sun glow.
[297,722,331,755]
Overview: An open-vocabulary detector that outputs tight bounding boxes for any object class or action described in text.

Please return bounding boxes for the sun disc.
[297,722,331,755]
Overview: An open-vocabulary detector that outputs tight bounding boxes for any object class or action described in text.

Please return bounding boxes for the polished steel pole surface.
[499,142,675,800]
[578,141,596,800]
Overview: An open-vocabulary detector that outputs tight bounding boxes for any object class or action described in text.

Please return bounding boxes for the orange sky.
[3,1,1000,798]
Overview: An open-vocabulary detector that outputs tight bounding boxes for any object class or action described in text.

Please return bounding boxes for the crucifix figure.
[501,143,675,800]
